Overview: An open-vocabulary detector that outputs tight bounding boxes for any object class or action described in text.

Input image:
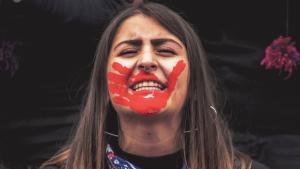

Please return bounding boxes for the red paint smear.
[108,83,127,94]
[107,60,186,115]
[112,62,131,74]
[107,72,126,84]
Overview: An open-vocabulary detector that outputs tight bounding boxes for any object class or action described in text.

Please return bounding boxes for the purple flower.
[0,40,21,77]
[260,36,300,79]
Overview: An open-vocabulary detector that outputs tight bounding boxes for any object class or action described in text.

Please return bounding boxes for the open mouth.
[129,80,167,91]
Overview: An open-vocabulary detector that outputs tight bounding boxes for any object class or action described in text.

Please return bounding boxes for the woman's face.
[107,14,189,117]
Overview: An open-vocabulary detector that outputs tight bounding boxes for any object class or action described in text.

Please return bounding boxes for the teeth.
[143,82,147,86]
[132,81,164,91]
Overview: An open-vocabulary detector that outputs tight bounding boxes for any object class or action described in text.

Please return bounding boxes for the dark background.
[1,0,299,168]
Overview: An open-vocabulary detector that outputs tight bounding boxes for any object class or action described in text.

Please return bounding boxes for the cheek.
[179,68,189,88]
[106,58,135,87]
[173,68,189,97]
[166,68,189,114]
[159,59,183,75]
[111,58,137,69]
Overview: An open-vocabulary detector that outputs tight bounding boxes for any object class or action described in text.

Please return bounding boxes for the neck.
[118,113,182,157]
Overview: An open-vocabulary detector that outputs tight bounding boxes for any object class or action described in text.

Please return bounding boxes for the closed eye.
[156,49,177,55]
[118,49,138,57]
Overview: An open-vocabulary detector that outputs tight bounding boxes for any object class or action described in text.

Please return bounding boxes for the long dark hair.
[41,2,251,169]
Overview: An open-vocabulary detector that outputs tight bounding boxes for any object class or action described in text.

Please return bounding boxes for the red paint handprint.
[107,60,186,115]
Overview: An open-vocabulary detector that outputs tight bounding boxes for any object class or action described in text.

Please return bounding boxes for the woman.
[41,2,269,169]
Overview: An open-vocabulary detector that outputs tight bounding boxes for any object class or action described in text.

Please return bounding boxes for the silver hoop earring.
[105,131,119,138]
[210,105,217,114]
[184,105,217,134]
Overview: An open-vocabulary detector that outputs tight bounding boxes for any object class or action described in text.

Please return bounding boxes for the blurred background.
[0,0,299,168]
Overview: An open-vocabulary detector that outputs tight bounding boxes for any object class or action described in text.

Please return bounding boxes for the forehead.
[112,14,182,45]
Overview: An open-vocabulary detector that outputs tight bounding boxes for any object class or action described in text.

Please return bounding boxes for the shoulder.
[251,160,270,169]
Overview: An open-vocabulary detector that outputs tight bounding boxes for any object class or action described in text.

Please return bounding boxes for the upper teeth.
[131,81,164,91]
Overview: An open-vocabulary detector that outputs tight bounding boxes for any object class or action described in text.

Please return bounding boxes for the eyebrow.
[113,39,142,50]
[113,38,183,50]
[151,38,183,49]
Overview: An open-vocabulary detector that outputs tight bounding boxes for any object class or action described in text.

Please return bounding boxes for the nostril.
[138,65,145,69]
[138,64,157,72]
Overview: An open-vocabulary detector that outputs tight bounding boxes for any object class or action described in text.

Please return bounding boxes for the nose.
[137,50,157,73]
[138,62,157,73]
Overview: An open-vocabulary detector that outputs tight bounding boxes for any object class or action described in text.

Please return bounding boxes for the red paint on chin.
[107,60,186,115]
